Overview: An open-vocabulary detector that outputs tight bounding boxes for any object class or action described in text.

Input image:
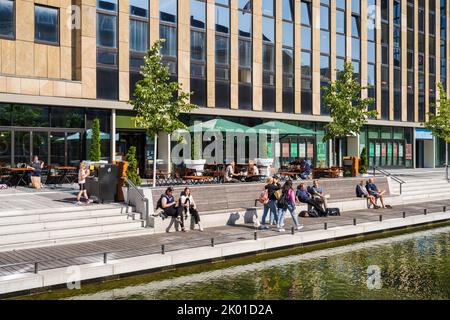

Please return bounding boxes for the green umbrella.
[187,118,250,132]
[252,121,315,136]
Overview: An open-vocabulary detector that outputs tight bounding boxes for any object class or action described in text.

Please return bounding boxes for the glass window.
[130,20,148,52]
[336,10,345,34]
[0,104,12,126]
[0,0,14,38]
[282,0,294,21]
[0,131,11,166]
[301,1,311,26]
[13,105,50,127]
[336,34,346,57]
[262,17,274,43]
[336,0,346,10]
[160,0,177,23]
[238,0,252,11]
[160,25,177,57]
[301,27,311,50]
[320,55,330,80]
[35,5,59,44]
[216,5,230,33]
[352,38,360,60]
[282,48,294,74]
[320,6,329,30]
[283,22,294,47]
[191,30,206,62]
[97,13,117,48]
[50,107,85,128]
[238,10,252,37]
[301,52,311,76]
[97,0,118,12]
[130,0,148,18]
[320,30,330,54]
[262,0,274,16]
[191,0,206,29]
[238,40,252,68]
[216,35,229,64]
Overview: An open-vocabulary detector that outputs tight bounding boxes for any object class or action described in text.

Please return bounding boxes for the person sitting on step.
[356,180,380,209]
[366,178,392,209]
[180,187,203,232]
[160,187,186,232]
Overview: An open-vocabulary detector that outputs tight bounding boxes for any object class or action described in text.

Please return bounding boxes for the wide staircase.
[148,177,394,232]
[389,172,450,204]
[0,204,152,252]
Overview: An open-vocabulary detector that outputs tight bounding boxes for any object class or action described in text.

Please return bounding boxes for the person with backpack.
[260,177,280,229]
[277,181,304,232]
[296,183,327,217]
[159,187,186,232]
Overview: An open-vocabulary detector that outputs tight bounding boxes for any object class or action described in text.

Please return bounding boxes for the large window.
[282,0,294,113]
[238,0,253,110]
[215,0,231,108]
[190,0,207,107]
[300,0,312,115]
[0,0,14,38]
[351,1,361,82]
[35,5,59,45]
[418,0,425,122]
[429,1,436,115]
[441,0,447,90]
[129,0,149,99]
[97,0,118,100]
[320,0,331,115]
[380,0,389,120]
[367,0,376,116]
[406,0,414,122]
[262,0,275,112]
[393,0,401,121]
[335,0,346,74]
[160,0,178,76]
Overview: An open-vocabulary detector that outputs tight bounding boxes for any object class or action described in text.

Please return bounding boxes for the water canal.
[60,226,450,300]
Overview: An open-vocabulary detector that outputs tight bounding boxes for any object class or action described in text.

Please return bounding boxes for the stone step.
[0,213,140,234]
[391,185,450,194]
[0,228,154,253]
[0,208,138,225]
[0,204,132,218]
[0,220,145,247]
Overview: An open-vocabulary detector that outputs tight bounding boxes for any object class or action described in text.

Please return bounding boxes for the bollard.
[161,244,165,255]
[291,227,295,235]
[34,262,39,274]
[424,209,428,215]
[324,222,327,230]
[353,219,357,226]
[444,206,447,213]
[211,238,215,247]
[379,215,383,222]
[403,212,406,218]
[103,253,108,264]
[254,231,258,240]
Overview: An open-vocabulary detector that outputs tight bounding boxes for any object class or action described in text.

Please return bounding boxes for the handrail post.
[103,253,108,264]
[34,262,39,274]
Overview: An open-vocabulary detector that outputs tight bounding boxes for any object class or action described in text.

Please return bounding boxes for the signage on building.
[415,128,433,140]
[405,144,413,160]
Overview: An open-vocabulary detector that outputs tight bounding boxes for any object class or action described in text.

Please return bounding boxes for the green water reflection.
[69,227,450,300]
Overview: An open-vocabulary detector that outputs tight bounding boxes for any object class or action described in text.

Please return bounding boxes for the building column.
[111,109,116,162]
[178,0,190,96]
[157,133,171,173]
[311,0,321,115]
[119,0,130,101]
[207,0,216,108]
[401,0,408,121]
[252,0,263,111]
[424,0,430,121]
[275,0,283,113]
[294,0,301,114]
[149,0,159,45]
[375,0,382,119]
[230,0,239,110]
[414,2,419,122]
[360,0,368,99]
[388,0,394,120]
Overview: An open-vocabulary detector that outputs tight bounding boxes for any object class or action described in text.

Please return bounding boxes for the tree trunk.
[153,133,158,188]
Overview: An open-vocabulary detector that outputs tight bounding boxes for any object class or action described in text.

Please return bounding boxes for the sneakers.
[278,228,286,232]
[297,225,304,231]
[75,201,82,205]
[260,225,270,230]
[199,227,204,232]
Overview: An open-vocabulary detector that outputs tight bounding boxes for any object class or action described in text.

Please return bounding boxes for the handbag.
[31,176,41,190]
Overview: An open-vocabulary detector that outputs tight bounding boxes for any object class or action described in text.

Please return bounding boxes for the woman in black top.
[161,187,186,232]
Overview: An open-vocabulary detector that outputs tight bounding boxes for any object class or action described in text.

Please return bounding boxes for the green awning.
[252,121,315,135]
[187,119,250,132]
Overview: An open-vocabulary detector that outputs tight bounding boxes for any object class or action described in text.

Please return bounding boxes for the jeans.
[277,208,286,229]
[278,203,299,229]
[261,199,278,227]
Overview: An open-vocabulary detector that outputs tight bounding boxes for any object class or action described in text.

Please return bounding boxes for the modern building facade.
[0,0,449,173]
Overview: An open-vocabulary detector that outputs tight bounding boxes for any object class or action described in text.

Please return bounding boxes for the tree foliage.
[125,146,142,186]
[89,118,101,162]
[321,61,377,142]
[129,39,198,137]
[359,147,368,174]
[424,83,450,143]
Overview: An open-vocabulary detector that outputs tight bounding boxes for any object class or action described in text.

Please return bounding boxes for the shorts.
[79,183,86,191]
[371,192,380,198]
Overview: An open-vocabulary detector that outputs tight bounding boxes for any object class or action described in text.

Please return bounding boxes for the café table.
[10,168,35,187]
[55,166,78,184]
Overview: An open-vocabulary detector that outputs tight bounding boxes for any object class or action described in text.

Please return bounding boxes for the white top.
[78,169,88,184]
[180,194,196,209]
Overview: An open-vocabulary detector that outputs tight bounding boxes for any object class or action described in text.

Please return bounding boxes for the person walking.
[278,180,304,231]
[260,177,280,229]
[76,162,91,205]
[180,187,203,232]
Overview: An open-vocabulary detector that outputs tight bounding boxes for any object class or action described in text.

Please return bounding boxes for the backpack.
[156,194,167,210]
[259,189,269,205]
[274,189,282,201]
[327,208,341,216]
[355,185,364,198]
[278,191,289,210]
[308,206,320,218]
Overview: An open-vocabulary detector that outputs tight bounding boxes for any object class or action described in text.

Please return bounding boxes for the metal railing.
[125,177,151,228]
[0,204,449,278]
[372,167,406,195]
[446,164,449,183]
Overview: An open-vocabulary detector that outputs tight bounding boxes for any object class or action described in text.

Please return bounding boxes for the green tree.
[424,82,450,166]
[359,147,368,174]
[322,61,377,164]
[125,146,142,186]
[129,39,198,186]
[89,118,101,161]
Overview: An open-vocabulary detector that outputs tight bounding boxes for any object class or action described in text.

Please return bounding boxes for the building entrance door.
[416,140,425,168]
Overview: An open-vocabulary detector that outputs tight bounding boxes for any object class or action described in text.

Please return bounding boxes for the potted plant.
[256,142,273,177]
[359,147,369,177]
[184,140,206,176]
